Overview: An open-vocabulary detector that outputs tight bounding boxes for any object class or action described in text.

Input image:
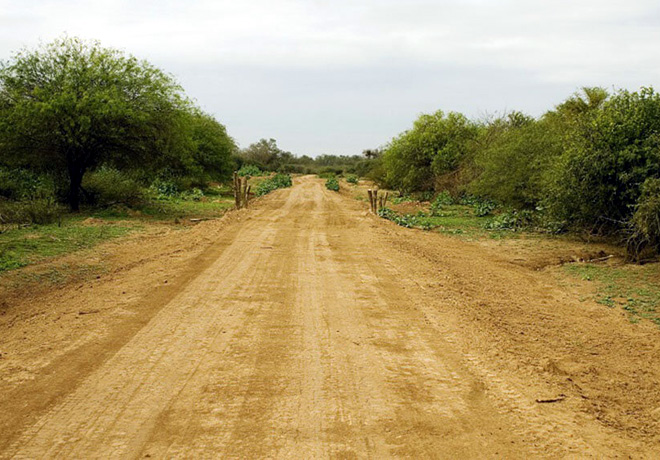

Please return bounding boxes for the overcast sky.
[1,0,659,156]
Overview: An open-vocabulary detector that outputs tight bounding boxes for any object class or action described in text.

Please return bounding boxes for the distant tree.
[362,149,381,159]
[240,138,288,171]
[0,37,187,210]
[382,111,477,192]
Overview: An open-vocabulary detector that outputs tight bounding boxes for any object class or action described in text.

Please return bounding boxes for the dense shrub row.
[375,87,660,260]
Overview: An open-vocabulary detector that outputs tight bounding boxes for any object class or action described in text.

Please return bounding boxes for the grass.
[0,220,134,272]
[0,193,235,274]
[383,204,517,240]
[564,263,660,326]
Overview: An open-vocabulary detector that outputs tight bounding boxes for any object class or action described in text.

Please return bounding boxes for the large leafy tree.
[383,111,477,192]
[0,37,187,210]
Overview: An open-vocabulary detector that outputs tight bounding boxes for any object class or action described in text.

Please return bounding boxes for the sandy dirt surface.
[1,176,659,458]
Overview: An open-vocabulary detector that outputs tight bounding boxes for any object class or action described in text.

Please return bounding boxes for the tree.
[0,37,187,210]
[240,138,288,171]
[186,110,237,183]
[382,111,477,192]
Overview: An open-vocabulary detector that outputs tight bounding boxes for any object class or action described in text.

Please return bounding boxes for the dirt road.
[1,177,659,458]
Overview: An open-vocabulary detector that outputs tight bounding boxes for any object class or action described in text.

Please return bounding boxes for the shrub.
[83,168,145,207]
[474,199,497,217]
[0,198,63,225]
[378,207,420,228]
[325,177,339,191]
[0,168,54,200]
[238,164,262,177]
[180,188,204,201]
[485,210,534,231]
[255,173,292,196]
[345,174,359,184]
[150,178,179,198]
[430,191,453,216]
[626,178,660,260]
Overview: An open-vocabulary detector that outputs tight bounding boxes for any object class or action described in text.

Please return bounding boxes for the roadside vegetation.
[360,87,660,262]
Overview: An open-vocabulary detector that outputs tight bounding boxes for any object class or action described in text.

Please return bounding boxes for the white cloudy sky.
[1,0,659,156]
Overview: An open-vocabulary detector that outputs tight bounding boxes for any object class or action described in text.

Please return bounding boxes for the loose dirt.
[1,176,658,458]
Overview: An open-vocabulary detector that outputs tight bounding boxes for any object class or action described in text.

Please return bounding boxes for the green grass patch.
[0,219,135,273]
[382,204,516,240]
[564,263,660,326]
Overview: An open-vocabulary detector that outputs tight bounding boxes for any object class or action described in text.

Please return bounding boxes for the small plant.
[181,188,204,202]
[378,207,420,228]
[238,164,262,177]
[255,173,293,196]
[345,174,359,184]
[474,200,497,217]
[430,191,453,216]
[325,177,340,191]
[150,178,178,198]
[485,210,533,231]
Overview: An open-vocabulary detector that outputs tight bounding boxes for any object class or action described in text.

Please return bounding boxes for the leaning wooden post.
[367,189,374,213]
[245,185,251,207]
[373,188,379,214]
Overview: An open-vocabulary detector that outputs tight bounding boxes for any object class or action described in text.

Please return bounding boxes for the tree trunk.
[67,162,85,212]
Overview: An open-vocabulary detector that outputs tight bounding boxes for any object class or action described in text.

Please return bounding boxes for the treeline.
[236,138,375,177]
[373,87,660,260]
[0,37,237,220]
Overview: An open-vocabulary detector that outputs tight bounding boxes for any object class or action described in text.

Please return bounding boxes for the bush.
[180,188,204,201]
[238,164,262,177]
[0,168,54,200]
[378,207,420,228]
[345,174,359,184]
[325,177,339,191]
[545,88,660,232]
[474,199,497,217]
[430,191,453,216]
[150,178,179,198]
[485,210,534,231]
[0,198,63,225]
[83,168,145,207]
[255,173,292,196]
[627,178,660,260]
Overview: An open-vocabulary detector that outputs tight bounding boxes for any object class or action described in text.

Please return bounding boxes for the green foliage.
[378,207,420,228]
[545,87,660,233]
[82,167,144,207]
[430,191,453,216]
[484,210,534,231]
[0,198,63,225]
[0,220,132,273]
[241,139,288,172]
[471,113,562,209]
[255,173,292,196]
[383,111,477,192]
[325,177,340,191]
[627,178,660,260]
[345,174,359,184]
[150,178,179,198]
[0,37,191,210]
[474,199,497,217]
[237,164,263,177]
[0,168,54,200]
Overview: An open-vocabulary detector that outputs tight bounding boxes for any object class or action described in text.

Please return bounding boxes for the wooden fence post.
[367,189,374,213]
[233,172,241,209]
[242,176,249,208]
